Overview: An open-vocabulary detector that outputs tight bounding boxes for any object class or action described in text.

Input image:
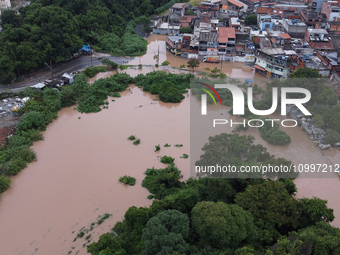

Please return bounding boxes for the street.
[0,54,133,92]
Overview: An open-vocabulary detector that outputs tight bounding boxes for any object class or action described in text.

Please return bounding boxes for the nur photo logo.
[197,82,312,128]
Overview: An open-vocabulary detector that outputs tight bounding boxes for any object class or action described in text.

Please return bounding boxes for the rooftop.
[259,48,285,55]
[312,41,334,50]
[230,17,241,25]
[299,55,331,70]
[228,0,244,7]
[283,50,296,55]
[201,15,211,23]
[329,35,340,53]
[307,28,328,34]
[321,51,340,66]
[167,35,183,42]
[171,3,186,9]
[31,83,45,89]
[275,4,307,8]
[159,23,180,29]
[301,9,326,20]
[181,15,196,23]
[284,19,306,26]
[279,33,291,39]
[199,32,219,42]
[260,37,272,47]
[219,27,236,42]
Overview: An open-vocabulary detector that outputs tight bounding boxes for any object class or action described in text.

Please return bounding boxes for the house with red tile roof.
[218,27,236,55]
[181,15,196,28]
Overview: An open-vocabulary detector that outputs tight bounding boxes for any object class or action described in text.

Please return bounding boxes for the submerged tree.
[187,58,199,73]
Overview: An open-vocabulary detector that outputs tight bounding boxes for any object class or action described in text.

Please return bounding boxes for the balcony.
[257,55,288,68]
[207,43,218,47]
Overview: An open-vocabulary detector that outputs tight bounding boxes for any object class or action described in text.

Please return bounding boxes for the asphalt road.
[0,54,133,92]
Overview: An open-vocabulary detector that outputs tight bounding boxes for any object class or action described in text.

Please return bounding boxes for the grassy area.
[188,0,201,6]
[158,0,201,16]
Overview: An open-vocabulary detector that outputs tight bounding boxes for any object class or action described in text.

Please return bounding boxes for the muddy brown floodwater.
[1,34,340,255]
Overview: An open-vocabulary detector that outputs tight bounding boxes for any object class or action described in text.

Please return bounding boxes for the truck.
[203,56,219,63]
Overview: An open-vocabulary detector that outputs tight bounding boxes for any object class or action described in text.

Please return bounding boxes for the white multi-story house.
[0,0,11,13]
[254,48,292,79]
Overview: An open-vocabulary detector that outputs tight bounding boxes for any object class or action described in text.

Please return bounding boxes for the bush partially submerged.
[84,66,106,78]
[119,175,136,186]
[0,176,11,193]
[128,135,136,140]
[160,155,175,164]
[133,138,140,145]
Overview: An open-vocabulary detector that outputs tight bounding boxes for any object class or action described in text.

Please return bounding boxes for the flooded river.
[0,85,190,255]
[1,34,340,255]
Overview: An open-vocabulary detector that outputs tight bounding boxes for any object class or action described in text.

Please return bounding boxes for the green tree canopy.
[235,180,301,244]
[245,14,257,25]
[187,58,199,72]
[142,209,189,255]
[191,201,257,250]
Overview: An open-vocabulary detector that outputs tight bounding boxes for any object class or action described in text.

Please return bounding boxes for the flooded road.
[1,34,340,255]
[129,34,269,86]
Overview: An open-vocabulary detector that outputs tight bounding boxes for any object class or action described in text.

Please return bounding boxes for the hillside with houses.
[151,0,340,83]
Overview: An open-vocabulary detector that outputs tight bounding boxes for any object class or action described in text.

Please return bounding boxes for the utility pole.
[158,45,160,65]
[91,50,93,66]
[44,60,53,78]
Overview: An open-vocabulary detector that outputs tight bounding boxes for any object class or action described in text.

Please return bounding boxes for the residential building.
[282,19,307,38]
[166,36,183,55]
[0,0,11,13]
[181,15,196,28]
[169,3,186,25]
[317,51,340,71]
[198,0,220,11]
[321,1,340,22]
[218,27,236,55]
[226,0,247,13]
[150,16,163,28]
[259,37,272,49]
[308,0,330,11]
[254,48,292,78]
[300,9,327,29]
[198,32,219,57]
[201,12,212,23]
[305,28,334,51]
[230,17,241,29]
[291,39,314,55]
[293,54,331,77]
[181,34,199,58]
[327,20,340,33]
[153,23,180,35]
[258,15,273,30]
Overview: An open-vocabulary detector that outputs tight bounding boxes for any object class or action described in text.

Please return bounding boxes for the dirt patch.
[0,114,20,146]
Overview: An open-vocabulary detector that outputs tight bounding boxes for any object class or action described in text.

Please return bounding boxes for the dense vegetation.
[259,118,291,146]
[86,134,338,254]
[134,71,194,103]
[0,0,184,83]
